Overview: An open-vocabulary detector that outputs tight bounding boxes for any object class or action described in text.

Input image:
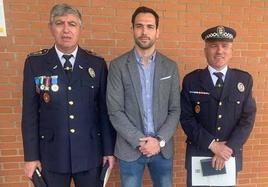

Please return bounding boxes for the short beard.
[134,37,155,50]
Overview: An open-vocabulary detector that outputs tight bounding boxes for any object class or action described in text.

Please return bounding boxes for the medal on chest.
[43,92,50,103]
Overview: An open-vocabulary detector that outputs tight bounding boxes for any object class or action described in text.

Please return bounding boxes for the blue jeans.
[119,154,173,187]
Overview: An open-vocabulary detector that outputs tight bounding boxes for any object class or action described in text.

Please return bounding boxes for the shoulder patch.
[28,49,49,57]
[85,49,103,59]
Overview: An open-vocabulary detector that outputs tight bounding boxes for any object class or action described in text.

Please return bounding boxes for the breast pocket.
[227,95,243,120]
[81,80,99,103]
[160,77,172,92]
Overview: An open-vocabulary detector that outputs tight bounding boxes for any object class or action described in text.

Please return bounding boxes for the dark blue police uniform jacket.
[22,46,115,173]
[180,67,256,172]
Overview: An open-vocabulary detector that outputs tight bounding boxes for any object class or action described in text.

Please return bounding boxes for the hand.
[212,155,225,170]
[138,139,147,148]
[139,137,160,157]
[103,156,116,169]
[209,141,233,160]
[24,160,41,179]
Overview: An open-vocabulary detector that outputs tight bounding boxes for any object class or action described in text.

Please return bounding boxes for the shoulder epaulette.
[27,49,49,57]
[232,68,250,75]
[85,49,103,59]
[190,69,202,74]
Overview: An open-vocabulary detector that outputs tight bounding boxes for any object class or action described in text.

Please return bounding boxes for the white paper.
[0,0,7,37]
[192,156,236,186]
[103,167,111,187]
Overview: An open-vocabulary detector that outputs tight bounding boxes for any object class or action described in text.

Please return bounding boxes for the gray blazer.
[107,49,180,161]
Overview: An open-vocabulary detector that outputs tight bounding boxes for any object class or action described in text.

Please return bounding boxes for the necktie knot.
[213,72,223,79]
[63,54,73,61]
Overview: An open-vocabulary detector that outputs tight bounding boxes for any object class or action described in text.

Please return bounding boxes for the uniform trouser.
[187,169,235,187]
[41,166,102,187]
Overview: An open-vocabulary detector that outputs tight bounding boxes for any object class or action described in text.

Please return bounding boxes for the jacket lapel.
[70,47,84,85]
[127,50,145,122]
[46,47,68,84]
[221,68,234,100]
[200,68,218,100]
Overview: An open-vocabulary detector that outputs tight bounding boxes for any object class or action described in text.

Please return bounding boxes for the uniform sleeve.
[98,60,116,156]
[21,58,40,161]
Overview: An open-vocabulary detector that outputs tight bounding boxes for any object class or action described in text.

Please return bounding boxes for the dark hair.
[131,6,159,29]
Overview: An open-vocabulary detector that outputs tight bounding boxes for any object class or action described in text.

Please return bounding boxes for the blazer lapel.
[152,52,162,125]
[127,50,145,121]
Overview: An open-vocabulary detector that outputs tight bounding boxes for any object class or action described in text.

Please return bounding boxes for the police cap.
[201,25,236,42]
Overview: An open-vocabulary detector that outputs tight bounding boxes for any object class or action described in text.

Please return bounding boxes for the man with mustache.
[180,25,256,187]
[107,6,181,187]
[21,3,115,187]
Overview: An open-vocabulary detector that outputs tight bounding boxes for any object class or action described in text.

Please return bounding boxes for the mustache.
[138,35,150,40]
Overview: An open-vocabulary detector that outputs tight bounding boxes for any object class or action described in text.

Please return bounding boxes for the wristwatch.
[156,135,166,148]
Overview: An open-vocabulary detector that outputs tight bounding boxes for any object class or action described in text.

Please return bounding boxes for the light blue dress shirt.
[55,45,78,69]
[208,65,228,86]
[134,49,156,136]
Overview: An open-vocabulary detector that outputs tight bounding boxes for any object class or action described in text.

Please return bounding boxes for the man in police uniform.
[21,3,115,187]
[180,25,256,187]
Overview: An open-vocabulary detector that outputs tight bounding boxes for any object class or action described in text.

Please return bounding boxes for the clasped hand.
[138,137,160,157]
[210,141,233,170]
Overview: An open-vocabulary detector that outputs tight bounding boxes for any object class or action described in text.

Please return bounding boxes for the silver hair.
[49,3,82,26]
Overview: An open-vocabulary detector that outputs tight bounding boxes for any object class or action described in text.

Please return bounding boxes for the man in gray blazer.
[107,6,180,187]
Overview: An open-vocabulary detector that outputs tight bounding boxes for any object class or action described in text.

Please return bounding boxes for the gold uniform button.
[218,115,222,119]
[69,115,74,119]
[237,101,240,104]
[219,102,222,106]
[69,101,74,105]
[91,86,94,89]
[217,127,221,131]
[68,86,72,91]
[70,129,75,133]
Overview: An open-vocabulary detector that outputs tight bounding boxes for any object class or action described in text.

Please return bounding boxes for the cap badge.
[217,26,225,37]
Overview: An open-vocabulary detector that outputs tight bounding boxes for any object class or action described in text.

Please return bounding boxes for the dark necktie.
[213,72,224,99]
[63,55,73,81]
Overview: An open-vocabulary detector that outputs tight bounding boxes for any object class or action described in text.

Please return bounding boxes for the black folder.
[31,168,47,187]
[200,158,226,176]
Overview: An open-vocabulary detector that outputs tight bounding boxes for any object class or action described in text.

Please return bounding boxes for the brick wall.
[0,0,267,186]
